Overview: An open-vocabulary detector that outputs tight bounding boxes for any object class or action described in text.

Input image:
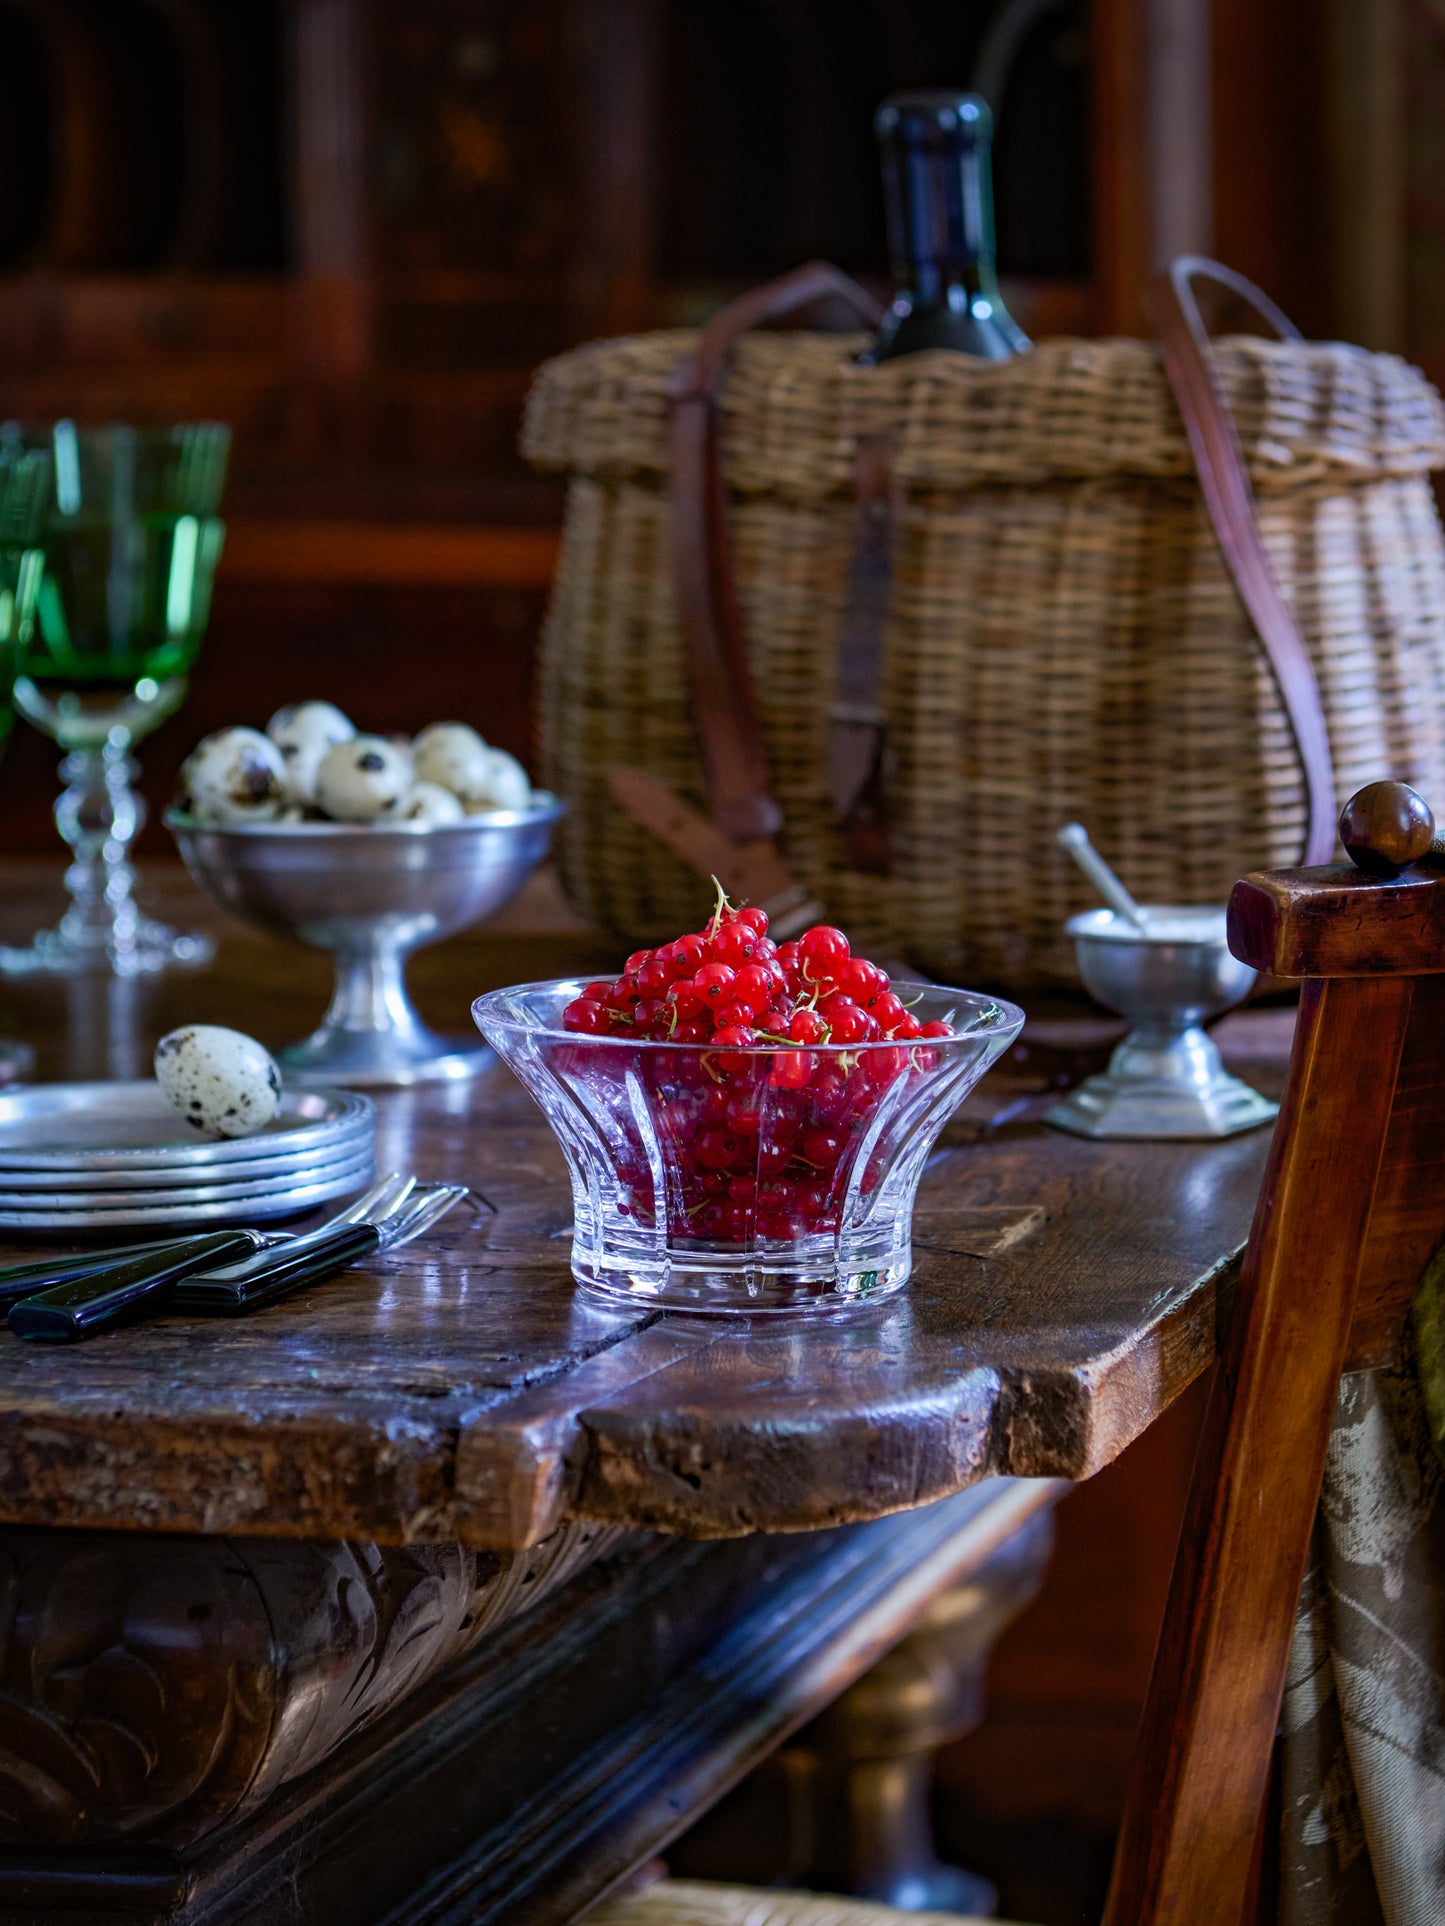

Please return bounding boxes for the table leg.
[779,1504,1056,1913]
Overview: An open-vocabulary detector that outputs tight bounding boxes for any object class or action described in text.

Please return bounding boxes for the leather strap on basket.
[1152,257,1338,866]
[668,262,885,847]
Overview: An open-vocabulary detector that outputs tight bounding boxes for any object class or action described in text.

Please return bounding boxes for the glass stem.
[53,738,145,959]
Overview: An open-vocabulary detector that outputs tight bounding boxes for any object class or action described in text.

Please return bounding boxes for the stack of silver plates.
[0,1083,375,1233]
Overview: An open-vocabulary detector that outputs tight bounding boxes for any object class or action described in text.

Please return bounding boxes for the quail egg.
[315,735,414,822]
[179,728,286,824]
[389,780,465,824]
[474,747,532,812]
[412,722,493,803]
[266,700,355,804]
[154,1025,283,1139]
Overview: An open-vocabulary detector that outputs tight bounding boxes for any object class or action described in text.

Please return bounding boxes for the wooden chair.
[591,781,1445,1926]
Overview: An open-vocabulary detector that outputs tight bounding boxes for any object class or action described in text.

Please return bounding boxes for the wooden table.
[0,861,1289,1925]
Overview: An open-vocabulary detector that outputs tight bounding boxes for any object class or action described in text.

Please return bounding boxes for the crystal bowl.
[474,976,1022,1315]
[168,800,562,1086]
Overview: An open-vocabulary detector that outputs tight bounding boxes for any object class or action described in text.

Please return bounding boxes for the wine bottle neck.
[882,94,1001,300]
[873,91,1028,359]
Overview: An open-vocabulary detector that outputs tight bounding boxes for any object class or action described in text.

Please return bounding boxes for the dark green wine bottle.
[873,90,1029,362]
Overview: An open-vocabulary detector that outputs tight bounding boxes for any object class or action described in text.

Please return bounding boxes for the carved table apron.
[0,862,1285,1922]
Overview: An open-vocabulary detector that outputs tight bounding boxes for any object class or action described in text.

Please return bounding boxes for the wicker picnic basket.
[523,260,1445,985]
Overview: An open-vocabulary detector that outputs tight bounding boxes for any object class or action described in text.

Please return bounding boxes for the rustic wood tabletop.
[0,859,1292,1551]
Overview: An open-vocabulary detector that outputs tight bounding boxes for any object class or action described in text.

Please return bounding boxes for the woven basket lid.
[523,330,1445,497]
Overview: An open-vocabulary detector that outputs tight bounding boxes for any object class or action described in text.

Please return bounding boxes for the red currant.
[736,907,769,936]
[730,963,773,1015]
[694,962,737,1005]
[862,1045,906,1089]
[795,1182,829,1223]
[636,957,671,997]
[869,991,908,1030]
[769,1049,813,1090]
[667,979,704,1020]
[799,924,850,976]
[709,922,757,967]
[828,1007,872,1045]
[624,950,650,977]
[563,998,610,1034]
[919,1020,953,1039]
[801,1127,844,1168]
[834,959,875,1002]
[696,1128,744,1171]
[758,1135,797,1176]
[712,1023,757,1048]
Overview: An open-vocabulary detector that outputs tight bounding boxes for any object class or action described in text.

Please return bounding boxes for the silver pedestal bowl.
[1045,905,1278,1140]
[167,798,563,1086]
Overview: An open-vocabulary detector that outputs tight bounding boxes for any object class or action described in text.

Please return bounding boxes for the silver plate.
[0,1136,373,1192]
[0,1148,375,1213]
[0,1157,376,1233]
[0,1083,372,1171]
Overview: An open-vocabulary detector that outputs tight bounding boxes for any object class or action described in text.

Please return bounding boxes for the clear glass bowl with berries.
[473,890,1022,1315]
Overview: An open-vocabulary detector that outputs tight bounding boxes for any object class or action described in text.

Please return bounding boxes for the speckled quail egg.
[314,734,414,822]
[154,1025,282,1139]
[178,728,286,824]
[389,780,465,824]
[266,700,355,804]
[473,747,532,812]
[412,722,493,803]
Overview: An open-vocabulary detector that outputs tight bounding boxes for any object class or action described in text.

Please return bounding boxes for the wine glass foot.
[0,916,215,979]
[0,1038,34,1084]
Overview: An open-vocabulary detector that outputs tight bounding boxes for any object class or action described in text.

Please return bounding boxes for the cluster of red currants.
[562,898,951,1059]
[556,892,956,1246]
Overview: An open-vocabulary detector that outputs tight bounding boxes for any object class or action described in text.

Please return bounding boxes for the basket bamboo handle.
[667,262,884,847]
[1151,257,1338,866]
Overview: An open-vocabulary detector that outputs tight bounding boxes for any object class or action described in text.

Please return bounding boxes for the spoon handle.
[1057,823,1149,930]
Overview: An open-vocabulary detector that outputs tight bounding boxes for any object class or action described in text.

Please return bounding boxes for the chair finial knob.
[1339,781,1436,876]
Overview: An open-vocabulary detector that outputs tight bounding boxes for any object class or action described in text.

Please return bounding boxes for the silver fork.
[170,1181,473,1314]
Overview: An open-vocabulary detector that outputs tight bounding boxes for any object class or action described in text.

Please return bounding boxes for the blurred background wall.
[0,2,1437,1916]
[1,0,1439,861]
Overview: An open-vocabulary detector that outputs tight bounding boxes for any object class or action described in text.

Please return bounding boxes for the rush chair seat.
[590,1880,1014,1924]
[590,781,1445,1926]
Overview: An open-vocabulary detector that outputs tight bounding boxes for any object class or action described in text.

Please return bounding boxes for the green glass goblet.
[0,444,53,1076]
[0,421,231,978]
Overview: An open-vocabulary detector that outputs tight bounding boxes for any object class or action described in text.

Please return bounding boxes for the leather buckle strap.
[668,262,885,850]
[1151,257,1338,867]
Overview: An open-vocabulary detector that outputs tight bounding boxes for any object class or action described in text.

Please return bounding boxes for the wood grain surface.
[0,861,1285,1550]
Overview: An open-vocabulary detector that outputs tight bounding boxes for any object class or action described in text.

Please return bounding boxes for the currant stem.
[705,874,735,942]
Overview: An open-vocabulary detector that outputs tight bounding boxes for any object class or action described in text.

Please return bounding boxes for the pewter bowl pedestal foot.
[276,937,494,1087]
[1045,1017,1278,1139]
[1046,904,1278,1142]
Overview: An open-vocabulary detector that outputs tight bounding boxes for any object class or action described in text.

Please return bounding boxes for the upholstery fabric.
[1280,1310,1445,1923]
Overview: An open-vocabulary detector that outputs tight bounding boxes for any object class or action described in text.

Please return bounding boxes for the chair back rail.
[1105,795,1445,1925]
